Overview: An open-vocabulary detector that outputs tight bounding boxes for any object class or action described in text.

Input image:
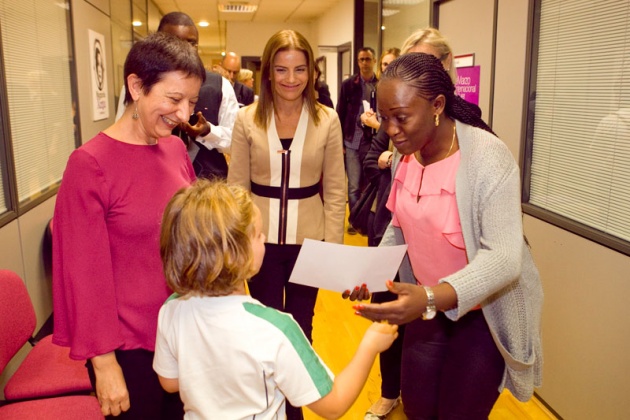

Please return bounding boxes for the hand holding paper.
[288,239,408,293]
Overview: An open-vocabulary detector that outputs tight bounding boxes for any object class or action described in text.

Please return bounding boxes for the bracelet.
[422,286,437,320]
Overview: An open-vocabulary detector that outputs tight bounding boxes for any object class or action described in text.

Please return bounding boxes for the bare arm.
[91,352,130,417]
[306,322,398,419]
[158,375,180,393]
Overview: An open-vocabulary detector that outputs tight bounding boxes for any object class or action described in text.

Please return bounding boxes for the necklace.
[443,123,457,160]
[416,123,457,203]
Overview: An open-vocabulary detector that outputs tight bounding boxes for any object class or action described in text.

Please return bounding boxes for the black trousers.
[371,288,405,400]
[86,349,184,420]
[400,310,504,420]
[247,243,319,420]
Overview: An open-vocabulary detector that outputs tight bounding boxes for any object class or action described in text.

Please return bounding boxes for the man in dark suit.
[222,51,255,107]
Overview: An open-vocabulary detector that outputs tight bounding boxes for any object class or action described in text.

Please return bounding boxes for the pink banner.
[455,66,480,106]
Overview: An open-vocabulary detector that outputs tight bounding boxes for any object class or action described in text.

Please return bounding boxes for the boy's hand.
[360,322,398,354]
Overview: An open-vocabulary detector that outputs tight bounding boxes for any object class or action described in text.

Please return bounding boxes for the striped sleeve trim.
[243,302,333,397]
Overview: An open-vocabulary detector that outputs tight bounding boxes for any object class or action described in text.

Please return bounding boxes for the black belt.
[251,181,320,200]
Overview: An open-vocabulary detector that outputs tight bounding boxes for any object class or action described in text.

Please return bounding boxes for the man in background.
[222,51,255,107]
[336,47,378,234]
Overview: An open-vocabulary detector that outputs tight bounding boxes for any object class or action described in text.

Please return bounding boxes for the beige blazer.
[228,104,346,245]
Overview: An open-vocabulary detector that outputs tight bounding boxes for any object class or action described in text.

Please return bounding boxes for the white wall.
[315,0,354,106]
[226,21,315,58]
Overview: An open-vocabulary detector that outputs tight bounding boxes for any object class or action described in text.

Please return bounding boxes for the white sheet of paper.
[288,239,408,293]
[362,99,371,112]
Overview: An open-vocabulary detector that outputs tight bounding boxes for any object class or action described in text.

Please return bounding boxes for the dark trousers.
[371,289,405,399]
[248,243,319,420]
[86,349,184,420]
[401,310,504,420]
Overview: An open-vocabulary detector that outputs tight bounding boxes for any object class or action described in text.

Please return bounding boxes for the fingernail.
[354,286,360,291]
[362,283,367,288]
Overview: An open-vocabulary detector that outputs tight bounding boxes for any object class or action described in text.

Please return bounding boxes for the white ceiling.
[151,0,344,56]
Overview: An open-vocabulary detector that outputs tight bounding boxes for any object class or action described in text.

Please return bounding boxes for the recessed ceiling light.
[199,21,209,27]
[132,20,142,27]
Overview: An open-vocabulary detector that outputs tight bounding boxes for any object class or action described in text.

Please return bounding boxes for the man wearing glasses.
[336,47,377,234]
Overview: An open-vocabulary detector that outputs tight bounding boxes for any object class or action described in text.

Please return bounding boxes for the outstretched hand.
[179,111,210,138]
[342,284,370,301]
[361,321,398,354]
[352,280,426,325]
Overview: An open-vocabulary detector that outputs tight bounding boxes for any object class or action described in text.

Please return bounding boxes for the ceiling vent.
[218,4,258,13]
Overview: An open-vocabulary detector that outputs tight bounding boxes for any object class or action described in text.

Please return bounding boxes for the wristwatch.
[422,286,436,320]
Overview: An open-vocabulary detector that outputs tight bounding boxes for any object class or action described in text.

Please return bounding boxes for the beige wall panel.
[525,215,630,418]
[19,196,56,331]
[0,220,25,277]
[493,0,528,161]
[316,0,354,108]
[71,0,116,144]
[439,0,494,120]
[226,21,315,59]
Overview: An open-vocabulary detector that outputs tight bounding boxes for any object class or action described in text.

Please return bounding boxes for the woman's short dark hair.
[123,32,206,104]
[382,53,493,134]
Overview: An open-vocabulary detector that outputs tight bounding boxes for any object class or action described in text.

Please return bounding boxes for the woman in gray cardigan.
[352,53,543,419]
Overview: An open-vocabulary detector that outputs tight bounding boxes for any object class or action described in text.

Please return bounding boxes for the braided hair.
[381,53,494,135]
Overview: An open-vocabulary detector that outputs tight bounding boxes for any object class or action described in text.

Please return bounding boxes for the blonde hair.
[255,29,320,129]
[238,68,253,84]
[376,47,401,79]
[160,179,257,297]
[400,27,457,83]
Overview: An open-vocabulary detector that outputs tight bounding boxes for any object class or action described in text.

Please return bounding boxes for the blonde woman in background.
[238,68,254,89]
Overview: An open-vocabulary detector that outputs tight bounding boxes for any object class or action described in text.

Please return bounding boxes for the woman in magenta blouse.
[52,32,203,418]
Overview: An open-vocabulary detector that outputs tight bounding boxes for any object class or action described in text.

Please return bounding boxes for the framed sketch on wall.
[89,29,109,121]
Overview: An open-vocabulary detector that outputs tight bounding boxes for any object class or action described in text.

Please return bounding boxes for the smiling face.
[132,70,201,139]
[377,78,439,156]
[271,49,309,103]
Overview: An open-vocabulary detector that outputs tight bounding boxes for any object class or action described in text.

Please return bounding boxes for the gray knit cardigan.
[380,120,543,402]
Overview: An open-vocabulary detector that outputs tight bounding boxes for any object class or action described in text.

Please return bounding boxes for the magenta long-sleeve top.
[52,133,195,360]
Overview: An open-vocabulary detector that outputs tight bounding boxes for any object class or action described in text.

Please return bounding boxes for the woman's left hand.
[342,284,371,301]
[352,280,425,325]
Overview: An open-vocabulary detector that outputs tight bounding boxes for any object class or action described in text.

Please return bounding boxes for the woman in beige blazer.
[228,29,345,374]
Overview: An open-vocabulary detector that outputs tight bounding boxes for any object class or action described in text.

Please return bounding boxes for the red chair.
[0,395,103,419]
[0,269,92,400]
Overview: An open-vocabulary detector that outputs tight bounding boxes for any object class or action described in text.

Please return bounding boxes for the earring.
[434,114,440,127]
[132,103,139,120]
